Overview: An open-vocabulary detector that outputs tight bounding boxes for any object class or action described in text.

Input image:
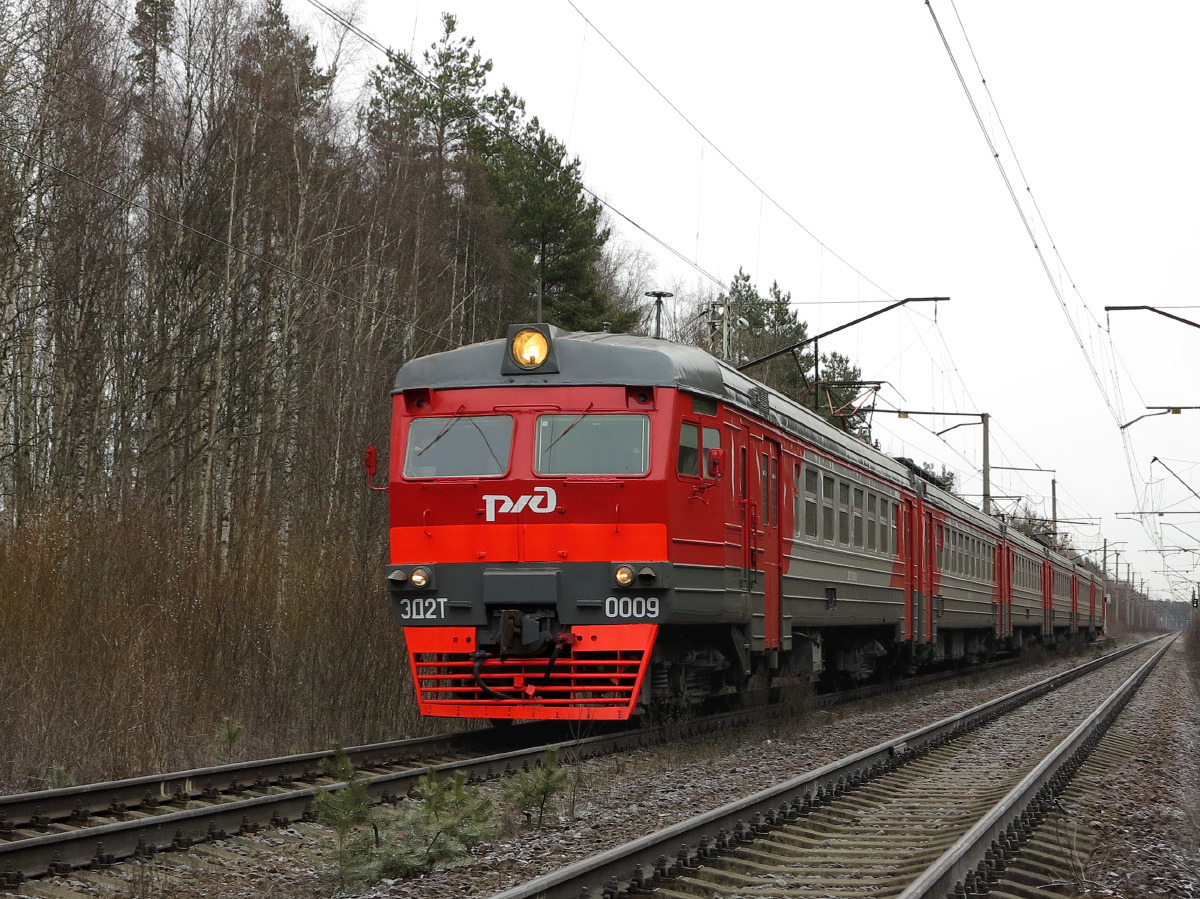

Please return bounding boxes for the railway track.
[0,644,1112,891]
[0,719,624,888]
[492,635,1170,899]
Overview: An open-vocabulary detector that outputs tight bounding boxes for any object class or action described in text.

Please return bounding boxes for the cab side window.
[677,422,700,476]
[701,427,721,478]
[680,422,722,479]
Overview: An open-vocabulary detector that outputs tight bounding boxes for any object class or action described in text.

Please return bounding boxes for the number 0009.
[603,596,660,619]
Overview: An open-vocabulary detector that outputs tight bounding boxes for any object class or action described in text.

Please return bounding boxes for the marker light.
[614,565,635,586]
[511,328,549,369]
[410,567,431,588]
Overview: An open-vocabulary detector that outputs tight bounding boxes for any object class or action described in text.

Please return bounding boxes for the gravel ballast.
[8,638,1197,898]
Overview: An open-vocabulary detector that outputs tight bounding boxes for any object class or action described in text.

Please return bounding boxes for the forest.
[0,0,859,788]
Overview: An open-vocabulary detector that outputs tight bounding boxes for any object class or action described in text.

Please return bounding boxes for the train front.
[385,324,678,721]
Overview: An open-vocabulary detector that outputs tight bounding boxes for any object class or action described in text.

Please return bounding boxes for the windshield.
[535,414,650,475]
[404,415,513,478]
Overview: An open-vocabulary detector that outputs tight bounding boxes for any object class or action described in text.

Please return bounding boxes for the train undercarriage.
[409,606,1098,721]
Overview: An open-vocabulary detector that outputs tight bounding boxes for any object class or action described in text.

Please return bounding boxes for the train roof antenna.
[645,290,673,339]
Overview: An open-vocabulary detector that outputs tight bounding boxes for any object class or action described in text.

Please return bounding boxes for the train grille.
[405,624,657,720]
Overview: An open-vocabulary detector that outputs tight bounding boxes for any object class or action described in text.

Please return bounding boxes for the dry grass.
[0,500,421,792]
[1185,614,1200,687]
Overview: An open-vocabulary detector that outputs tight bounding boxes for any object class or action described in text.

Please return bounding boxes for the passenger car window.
[677,422,700,476]
[804,468,819,539]
[822,475,835,542]
[838,482,850,544]
[883,500,895,554]
[854,488,865,548]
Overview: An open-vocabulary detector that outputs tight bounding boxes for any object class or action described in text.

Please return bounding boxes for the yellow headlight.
[410,567,430,588]
[615,565,635,586]
[511,328,549,369]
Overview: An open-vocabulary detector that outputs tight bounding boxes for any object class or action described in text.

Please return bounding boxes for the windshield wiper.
[542,403,594,455]
[415,404,466,456]
[466,416,505,473]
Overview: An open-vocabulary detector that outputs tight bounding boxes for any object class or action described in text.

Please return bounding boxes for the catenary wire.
[924,0,1187,587]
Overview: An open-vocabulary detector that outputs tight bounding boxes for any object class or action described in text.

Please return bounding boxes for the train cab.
[384,325,741,720]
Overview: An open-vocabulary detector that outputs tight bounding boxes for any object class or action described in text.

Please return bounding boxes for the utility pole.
[982,413,991,517]
[1051,477,1057,540]
[723,300,733,361]
[1111,549,1121,624]
[705,298,742,361]
[879,409,991,515]
[1126,562,1133,627]
[993,466,1059,537]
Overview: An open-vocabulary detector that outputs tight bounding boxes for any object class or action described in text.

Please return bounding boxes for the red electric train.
[374,324,1104,721]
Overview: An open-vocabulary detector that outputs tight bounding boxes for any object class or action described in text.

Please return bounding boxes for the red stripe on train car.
[389,523,669,563]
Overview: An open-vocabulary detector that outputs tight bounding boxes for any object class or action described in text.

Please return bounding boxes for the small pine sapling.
[313,745,375,886]
[373,768,497,878]
[502,745,568,828]
[206,716,244,764]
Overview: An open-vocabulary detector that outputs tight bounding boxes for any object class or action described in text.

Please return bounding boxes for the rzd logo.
[482,486,557,522]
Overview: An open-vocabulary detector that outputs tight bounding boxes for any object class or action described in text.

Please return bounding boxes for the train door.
[901,495,933,645]
[921,506,936,644]
[900,496,916,643]
[1041,560,1052,638]
[759,439,782,652]
[998,544,1014,640]
[739,444,751,593]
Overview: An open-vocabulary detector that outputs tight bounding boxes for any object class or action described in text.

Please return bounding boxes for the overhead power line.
[922,0,1176,571]
[925,0,1121,427]
[563,0,897,304]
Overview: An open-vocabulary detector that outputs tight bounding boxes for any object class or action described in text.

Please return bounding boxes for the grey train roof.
[393,327,1092,575]
[393,327,727,396]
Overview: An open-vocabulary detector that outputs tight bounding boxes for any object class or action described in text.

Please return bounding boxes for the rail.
[489,635,1165,899]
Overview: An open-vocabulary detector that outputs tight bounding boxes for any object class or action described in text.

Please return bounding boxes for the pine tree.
[715,268,867,431]
[365,15,641,336]
[486,123,636,332]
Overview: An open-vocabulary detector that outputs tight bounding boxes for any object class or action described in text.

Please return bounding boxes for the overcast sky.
[299,1,1200,602]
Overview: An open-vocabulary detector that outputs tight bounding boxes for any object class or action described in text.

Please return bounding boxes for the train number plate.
[604,596,660,619]
[397,597,448,620]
